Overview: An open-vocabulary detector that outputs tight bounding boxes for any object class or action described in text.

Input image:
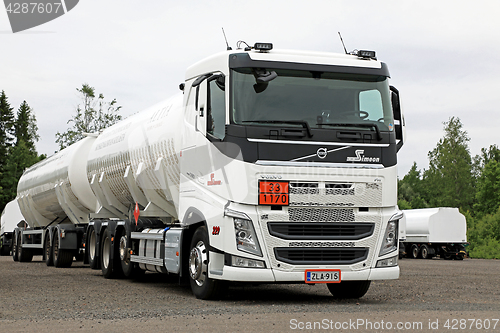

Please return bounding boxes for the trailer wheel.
[420,244,431,259]
[410,244,420,259]
[188,226,227,300]
[12,231,19,261]
[53,230,73,268]
[327,281,371,299]
[88,226,100,269]
[101,228,117,279]
[18,231,33,263]
[44,231,54,266]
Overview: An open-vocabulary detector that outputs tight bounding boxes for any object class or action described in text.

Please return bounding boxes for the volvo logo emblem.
[317,148,328,159]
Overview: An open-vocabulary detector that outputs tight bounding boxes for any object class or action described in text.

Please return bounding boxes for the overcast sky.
[1,0,499,178]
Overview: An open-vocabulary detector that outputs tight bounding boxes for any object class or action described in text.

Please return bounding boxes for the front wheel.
[188,226,227,300]
[327,281,371,299]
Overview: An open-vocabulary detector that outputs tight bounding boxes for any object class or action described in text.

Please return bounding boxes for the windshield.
[231,68,394,131]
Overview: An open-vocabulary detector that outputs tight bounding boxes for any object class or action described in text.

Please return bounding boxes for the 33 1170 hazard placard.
[258,181,289,206]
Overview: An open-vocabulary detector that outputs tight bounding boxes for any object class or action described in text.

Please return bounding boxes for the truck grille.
[274,247,368,265]
[268,222,374,240]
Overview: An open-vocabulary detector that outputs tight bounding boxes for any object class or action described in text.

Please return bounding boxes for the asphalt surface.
[0,256,499,332]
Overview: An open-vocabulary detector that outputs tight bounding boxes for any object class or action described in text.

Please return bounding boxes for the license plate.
[258,181,289,206]
[305,269,341,283]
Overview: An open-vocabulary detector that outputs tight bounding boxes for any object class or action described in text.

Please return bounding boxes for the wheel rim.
[119,235,129,264]
[422,247,427,258]
[102,235,111,269]
[412,246,418,258]
[189,240,207,287]
[89,229,96,262]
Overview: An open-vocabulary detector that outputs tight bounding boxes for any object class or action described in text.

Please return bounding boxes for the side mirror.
[390,86,405,151]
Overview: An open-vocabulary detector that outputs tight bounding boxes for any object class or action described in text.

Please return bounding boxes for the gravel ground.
[0,256,499,332]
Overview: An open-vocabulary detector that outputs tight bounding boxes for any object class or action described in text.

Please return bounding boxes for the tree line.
[0,91,45,211]
[0,85,121,213]
[398,117,500,258]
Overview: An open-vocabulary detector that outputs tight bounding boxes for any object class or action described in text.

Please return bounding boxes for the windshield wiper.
[317,122,382,141]
[242,120,313,138]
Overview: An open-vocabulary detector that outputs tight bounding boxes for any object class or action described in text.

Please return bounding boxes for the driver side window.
[207,77,226,140]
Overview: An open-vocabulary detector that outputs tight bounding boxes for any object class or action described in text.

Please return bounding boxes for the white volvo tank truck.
[11,42,406,299]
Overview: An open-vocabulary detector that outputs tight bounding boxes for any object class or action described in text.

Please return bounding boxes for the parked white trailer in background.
[400,208,467,260]
[0,199,25,256]
[10,42,406,299]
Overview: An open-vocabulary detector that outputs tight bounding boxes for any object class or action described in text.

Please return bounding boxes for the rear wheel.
[327,281,371,299]
[53,230,73,268]
[87,226,99,269]
[117,228,141,278]
[12,231,20,261]
[44,231,54,266]
[101,228,117,279]
[18,232,33,263]
[410,244,420,259]
[188,226,227,299]
[420,244,430,259]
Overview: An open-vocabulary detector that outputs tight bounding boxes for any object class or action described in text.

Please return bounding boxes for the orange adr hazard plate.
[258,181,289,205]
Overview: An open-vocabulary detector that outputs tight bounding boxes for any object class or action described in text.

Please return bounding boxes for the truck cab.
[179,43,405,298]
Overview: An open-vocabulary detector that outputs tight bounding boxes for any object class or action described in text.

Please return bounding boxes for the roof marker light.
[357,50,376,59]
[254,42,273,52]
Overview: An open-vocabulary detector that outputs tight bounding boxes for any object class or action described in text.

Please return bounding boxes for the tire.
[87,226,100,269]
[44,231,54,266]
[410,244,420,259]
[443,254,453,260]
[188,226,227,300]
[420,244,430,259]
[53,230,73,268]
[12,231,19,262]
[327,281,371,299]
[18,231,33,263]
[100,228,116,279]
[454,254,464,260]
[116,228,140,278]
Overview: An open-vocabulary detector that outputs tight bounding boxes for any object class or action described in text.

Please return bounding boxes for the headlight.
[225,208,263,257]
[379,212,401,257]
[234,218,262,257]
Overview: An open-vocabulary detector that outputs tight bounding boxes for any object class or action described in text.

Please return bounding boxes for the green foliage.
[423,117,474,210]
[474,159,500,215]
[0,93,42,211]
[397,199,412,210]
[466,208,500,259]
[55,83,122,150]
[0,90,15,168]
[398,162,428,209]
